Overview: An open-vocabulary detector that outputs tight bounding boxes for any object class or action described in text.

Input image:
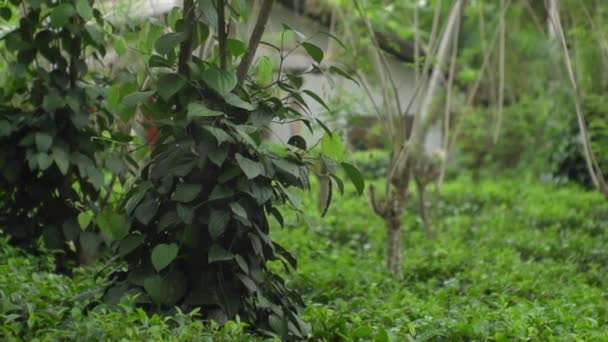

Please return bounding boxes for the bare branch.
[368,184,385,217]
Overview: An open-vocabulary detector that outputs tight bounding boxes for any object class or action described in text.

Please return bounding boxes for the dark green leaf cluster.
[99,4,361,338]
[0,0,123,267]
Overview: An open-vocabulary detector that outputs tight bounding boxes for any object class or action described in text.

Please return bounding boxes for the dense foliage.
[0,0,125,269]
[2,178,608,340]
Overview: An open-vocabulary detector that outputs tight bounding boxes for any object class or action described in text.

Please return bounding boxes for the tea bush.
[2,177,608,340]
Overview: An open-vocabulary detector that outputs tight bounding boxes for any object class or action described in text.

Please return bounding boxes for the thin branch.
[368,184,385,217]
[492,0,506,143]
[237,0,275,85]
[438,9,461,187]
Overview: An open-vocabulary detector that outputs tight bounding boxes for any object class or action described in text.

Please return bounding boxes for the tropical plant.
[0,0,126,270]
[97,0,362,338]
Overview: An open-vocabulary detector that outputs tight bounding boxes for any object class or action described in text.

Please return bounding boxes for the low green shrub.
[2,178,608,340]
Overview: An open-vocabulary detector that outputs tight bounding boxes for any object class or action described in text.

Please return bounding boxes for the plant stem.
[237,0,275,85]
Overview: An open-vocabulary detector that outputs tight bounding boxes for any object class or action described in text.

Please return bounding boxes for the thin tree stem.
[237,0,275,85]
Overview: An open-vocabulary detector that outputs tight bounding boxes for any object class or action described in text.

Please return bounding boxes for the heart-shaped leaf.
[201,66,237,96]
[235,153,263,179]
[171,183,202,203]
[97,210,130,241]
[157,73,186,101]
[151,243,179,272]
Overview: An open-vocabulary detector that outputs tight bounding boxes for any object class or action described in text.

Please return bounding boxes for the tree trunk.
[416,179,433,238]
[384,186,406,278]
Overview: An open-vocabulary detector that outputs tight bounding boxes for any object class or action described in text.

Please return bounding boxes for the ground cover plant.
[2,177,608,340]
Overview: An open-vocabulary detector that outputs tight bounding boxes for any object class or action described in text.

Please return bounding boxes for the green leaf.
[143,275,163,304]
[234,255,249,273]
[76,0,93,20]
[301,42,324,63]
[135,197,159,225]
[157,73,186,101]
[287,135,307,150]
[201,66,237,96]
[0,120,11,137]
[341,162,365,195]
[42,90,65,112]
[51,146,69,175]
[226,38,246,56]
[351,326,373,338]
[236,273,257,293]
[224,93,255,110]
[230,202,247,219]
[125,183,152,215]
[303,89,331,113]
[35,153,53,171]
[282,24,305,39]
[187,102,224,120]
[79,231,101,256]
[208,244,233,263]
[87,166,105,190]
[155,32,187,55]
[208,210,230,239]
[35,132,53,152]
[329,66,359,85]
[171,183,202,203]
[256,56,273,85]
[235,153,263,179]
[122,91,154,108]
[208,184,234,201]
[50,4,75,28]
[0,7,12,21]
[113,35,128,55]
[269,314,288,338]
[119,234,145,257]
[321,133,344,161]
[78,211,93,229]
[97,210,130,241]
[151,243,179,272]
[205,126,233,145]
[177,203,194,224]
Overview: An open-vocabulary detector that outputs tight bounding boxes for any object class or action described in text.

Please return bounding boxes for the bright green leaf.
[201,66,237,97]
[97,210,130,241]
[77,211,93,229]
[50,4,75,28]
[321,133,344,161]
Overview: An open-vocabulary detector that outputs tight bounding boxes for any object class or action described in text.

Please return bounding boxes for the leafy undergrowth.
[2,178,608,341]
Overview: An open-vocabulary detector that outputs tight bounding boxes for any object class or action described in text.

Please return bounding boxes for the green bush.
[3,176,608,340]
[349,149,390,179]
